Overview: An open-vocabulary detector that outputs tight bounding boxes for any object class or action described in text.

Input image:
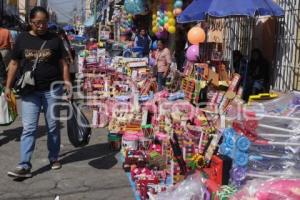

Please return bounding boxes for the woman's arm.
[60,58,72,95]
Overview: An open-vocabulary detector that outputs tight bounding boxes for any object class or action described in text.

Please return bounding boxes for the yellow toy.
[248,93,278,104]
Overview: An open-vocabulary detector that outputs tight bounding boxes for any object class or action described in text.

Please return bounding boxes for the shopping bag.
[0,87,18,126]
[67,101,91,147]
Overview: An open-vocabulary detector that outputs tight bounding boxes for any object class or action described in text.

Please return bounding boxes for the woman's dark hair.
[157,39,166,45]
[29,6,49,20]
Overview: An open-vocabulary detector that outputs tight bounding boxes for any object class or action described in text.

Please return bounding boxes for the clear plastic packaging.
[155,174,209,200]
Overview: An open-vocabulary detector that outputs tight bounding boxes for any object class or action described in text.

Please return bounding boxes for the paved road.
[0,101,134,200]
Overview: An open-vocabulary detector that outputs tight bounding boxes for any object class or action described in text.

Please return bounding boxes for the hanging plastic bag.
[67,101,91,147]
[0,87,18,126]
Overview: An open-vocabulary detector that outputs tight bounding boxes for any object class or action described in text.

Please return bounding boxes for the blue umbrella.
[177,0,284,23]
[48,22,57,30]
[63,25,75,32]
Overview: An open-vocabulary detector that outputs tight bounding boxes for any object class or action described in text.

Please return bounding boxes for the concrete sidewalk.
[0,101,134,200]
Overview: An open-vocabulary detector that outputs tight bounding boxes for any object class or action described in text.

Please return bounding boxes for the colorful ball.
[187,26,206,44]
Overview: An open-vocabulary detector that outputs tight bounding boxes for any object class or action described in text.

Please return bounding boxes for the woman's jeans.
[157,72,166,92]
[19,85,63,169]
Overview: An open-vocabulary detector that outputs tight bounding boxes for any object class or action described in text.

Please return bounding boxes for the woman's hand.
[4,88,11,101]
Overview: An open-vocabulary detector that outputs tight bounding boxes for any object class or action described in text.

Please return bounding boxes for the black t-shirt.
[11,31,67,91]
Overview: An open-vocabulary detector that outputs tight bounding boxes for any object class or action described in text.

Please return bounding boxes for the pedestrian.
[243,48,270,101]
[57,28,76,82]
[0,53,6,86]
[134,28,152,57]
[4,6,71,178]
[155,39,172,91]
[0,21,13,68]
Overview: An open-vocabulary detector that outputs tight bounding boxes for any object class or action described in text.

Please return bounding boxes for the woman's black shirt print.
[11,31,68,91]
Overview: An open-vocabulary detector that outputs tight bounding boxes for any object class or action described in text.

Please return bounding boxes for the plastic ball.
[186,45,199,62]
[187,26,206,44]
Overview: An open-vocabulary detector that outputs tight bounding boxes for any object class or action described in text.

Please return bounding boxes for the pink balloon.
[186,45,199,62]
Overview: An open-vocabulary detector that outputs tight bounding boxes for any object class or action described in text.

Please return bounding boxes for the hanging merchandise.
[124,0,146,15]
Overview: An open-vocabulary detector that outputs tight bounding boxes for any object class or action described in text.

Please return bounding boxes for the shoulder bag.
[15,40,47,96]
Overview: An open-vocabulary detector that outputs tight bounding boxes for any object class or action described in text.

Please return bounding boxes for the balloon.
[174,1,183,8]
[173,8,182,16]
[164,16,169,23]
[155,31,168,39]
[159,26,164,32]
[152,40,158,49]
[152,20,157,26]
[159,19,165,26]
[187,26,206,44]
[168,18,176,26]
[152,14,157,19]
[168,26,176,34]
[186,45,199,62]
[166,11,173,17]
[164,23,169,30]
[152,26,159,33]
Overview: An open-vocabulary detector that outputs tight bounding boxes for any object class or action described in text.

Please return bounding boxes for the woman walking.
[4,6,71,178]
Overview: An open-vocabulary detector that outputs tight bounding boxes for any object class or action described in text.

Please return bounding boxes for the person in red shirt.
[0,25,13,68]
[155,39,172,91]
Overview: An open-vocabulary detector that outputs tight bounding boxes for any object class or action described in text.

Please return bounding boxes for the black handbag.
[15,41,47,96]
[67,101,91,147]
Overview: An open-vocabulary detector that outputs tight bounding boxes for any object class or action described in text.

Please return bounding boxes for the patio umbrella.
[63,25,75,32]
[177,0,284,23]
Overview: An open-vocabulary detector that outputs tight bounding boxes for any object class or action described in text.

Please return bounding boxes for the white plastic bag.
[0,88,17,125]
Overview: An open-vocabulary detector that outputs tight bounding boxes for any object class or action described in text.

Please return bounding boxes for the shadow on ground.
[0,122,65,147]
[59,143,118,170]
[0,126,46,146]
